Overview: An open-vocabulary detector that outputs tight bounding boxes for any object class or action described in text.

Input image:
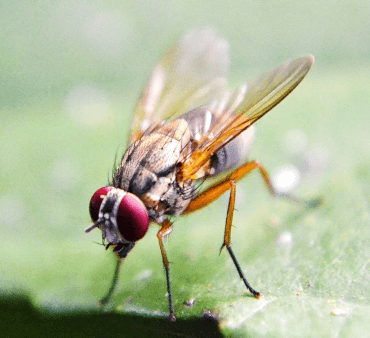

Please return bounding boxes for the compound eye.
[89,186,113,222]
[117,193,149,242]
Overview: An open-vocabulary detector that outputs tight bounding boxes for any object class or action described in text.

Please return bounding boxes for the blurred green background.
[1,1,370,337]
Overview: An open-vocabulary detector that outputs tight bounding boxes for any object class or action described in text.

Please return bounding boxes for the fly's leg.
[183,161,271,297]
[183,160,317,298]
[222,180,261,297]
[184,160,320,215]
[183,160,321,297]
[98,258,123,308]
[251,162,322,207]
[157,220,176,322]
[184,161,267,214]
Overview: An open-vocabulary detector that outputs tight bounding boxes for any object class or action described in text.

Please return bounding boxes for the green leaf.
[1,2,370,337]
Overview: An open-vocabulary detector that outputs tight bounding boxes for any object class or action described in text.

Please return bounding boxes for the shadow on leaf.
[0,292,223,338]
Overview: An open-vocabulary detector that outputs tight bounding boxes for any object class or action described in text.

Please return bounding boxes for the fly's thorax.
[112,119,193,221]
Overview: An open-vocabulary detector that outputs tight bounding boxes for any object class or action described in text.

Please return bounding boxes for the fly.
[86,28,317,321]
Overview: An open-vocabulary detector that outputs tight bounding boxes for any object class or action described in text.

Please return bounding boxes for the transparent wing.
[180,55,314,180]
[129,28,229,143]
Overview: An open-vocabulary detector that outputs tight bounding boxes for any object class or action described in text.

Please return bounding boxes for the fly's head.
[86,187,150,258]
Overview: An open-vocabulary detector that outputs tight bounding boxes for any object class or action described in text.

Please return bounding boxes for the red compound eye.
[117,193,149,242]
[89,186,113,222]
[89,187,149,242]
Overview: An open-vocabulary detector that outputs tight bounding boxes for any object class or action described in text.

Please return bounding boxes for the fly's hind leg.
[185,160,321,214]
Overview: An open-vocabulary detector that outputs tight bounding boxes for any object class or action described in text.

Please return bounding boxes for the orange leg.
[222,180,261,297]
[184,160,319,215]
[184,160,320,297]
[184,160,298,298]
[157,220,176,322]
[184,161,271,214]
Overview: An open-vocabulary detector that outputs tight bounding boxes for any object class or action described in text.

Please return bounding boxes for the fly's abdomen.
[183,107,255,176]
[210,125,255,175]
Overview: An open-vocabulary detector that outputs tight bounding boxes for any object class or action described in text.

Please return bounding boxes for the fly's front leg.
[157,220,176,322]
[99,258,123,308]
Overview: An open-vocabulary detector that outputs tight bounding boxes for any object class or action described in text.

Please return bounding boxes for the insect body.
[86,29,315,321]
